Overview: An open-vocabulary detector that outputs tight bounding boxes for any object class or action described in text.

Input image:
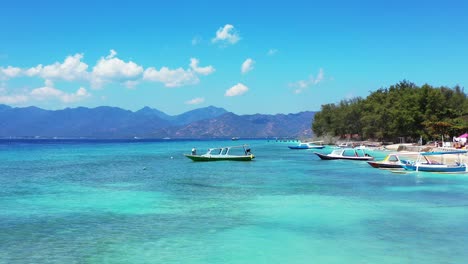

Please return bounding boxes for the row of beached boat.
[313,147,468,173]
[184,143,468,173]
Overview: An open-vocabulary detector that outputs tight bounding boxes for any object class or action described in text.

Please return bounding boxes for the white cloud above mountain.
[143,67,199,88]
[0,94,28,104]
[225,83,248,97]
[185,97,205,105]
[0,51,216,104]
[26,53,89,81]
[190,58,215,75]
[91,49,144,88]
[144,58,215,87]
[30,80,90,103]
[0,80,90,104]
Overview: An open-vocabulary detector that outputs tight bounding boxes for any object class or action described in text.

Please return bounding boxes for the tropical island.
[312,81,468,145]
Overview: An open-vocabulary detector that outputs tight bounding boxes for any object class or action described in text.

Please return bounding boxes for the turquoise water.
[1,139,468,263]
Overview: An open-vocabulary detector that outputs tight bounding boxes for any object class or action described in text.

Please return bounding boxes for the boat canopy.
[421,150,468,156]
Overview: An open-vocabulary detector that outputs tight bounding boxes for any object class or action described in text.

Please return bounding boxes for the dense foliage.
[312,81,468,143]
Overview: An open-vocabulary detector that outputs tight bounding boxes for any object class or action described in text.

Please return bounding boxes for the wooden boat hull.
[184,154,255,162]
[367,161,404,169]
[314,152,374,161]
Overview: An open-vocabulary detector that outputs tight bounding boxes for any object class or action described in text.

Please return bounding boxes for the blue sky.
[1,0,467,115]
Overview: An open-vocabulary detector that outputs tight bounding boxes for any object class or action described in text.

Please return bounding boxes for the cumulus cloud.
[0,80,90,105]
[0,51,215,92]
[212,24,240,45]
[241,58,255,74]
[25,53,89,81]
[143,67,198,88]
[91,49,144,88]
[185,97,205,105]
[289,68,325,94]
[144,58,215,87]
[0,66,22,80]
[190,58,215,75]
[30,80,90,103]
[225,83,248,97]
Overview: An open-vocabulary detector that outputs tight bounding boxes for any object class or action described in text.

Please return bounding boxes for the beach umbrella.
[458,133,468,138]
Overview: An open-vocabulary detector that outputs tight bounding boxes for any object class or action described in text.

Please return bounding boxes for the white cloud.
[25,53,89,81]
[0,66,22,80]
[241,58,255,74]
[0,94,28,104]
[25,65,43,77]
[289,68,325,94]
[267,49,278,56]
[225,83,248,97]
[212,24,240,45]
[143,58,214,87]
[190,58,215,75]
[185,97,205,105]
[143,67,198,88]
[30,80,90,103]
[91,50,144,88]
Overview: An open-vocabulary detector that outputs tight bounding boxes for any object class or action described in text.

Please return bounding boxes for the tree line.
[312,81,468,143]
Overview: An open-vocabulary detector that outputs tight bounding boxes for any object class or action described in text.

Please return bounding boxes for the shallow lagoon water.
[1,139,468,263]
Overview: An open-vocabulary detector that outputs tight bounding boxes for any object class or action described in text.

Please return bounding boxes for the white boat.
[184,145,255,162]
[288,141,325,149]
[315,148,374,161]
[403,150,468,173]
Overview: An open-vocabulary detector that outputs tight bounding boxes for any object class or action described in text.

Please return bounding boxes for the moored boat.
[367,153,416,169]
[184,145,255,161]
[315,148,374,161]
[402,150,468,173]
[288,141,325,149]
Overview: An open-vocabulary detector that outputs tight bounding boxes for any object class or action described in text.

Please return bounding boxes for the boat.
[232,137,240,141]
[402,150,468,173]
[184,145,255,161]
[367,153,415,169]
[288,141,325,149]
[314,148,374,161]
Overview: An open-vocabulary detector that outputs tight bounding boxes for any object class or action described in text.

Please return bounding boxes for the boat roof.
[207,145,250,150]
[421,150,468,156]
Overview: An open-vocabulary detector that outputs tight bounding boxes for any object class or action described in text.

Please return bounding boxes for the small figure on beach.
[191,147,197,155]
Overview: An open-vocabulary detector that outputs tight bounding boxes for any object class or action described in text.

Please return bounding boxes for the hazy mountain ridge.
[0,104,315,138]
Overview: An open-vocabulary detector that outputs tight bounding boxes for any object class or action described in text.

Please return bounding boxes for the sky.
[0,0,467,115]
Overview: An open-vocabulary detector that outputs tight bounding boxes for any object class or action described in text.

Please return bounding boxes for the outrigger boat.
[288,141,325,149]
[402,150,468,173]
[367,153,416,169]
[314,148,374,161]
[184,145,255,162]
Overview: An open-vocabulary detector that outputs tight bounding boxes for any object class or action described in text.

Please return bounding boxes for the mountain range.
[0,104,315,139]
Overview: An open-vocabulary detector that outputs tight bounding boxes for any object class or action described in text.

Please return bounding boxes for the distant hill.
[151,112,315,138]
[0,104,315,138]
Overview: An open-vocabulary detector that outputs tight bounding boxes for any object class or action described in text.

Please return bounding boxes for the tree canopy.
[312,81,468,143]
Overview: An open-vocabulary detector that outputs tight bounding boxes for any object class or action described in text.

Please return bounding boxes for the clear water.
[1,139,468,263]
